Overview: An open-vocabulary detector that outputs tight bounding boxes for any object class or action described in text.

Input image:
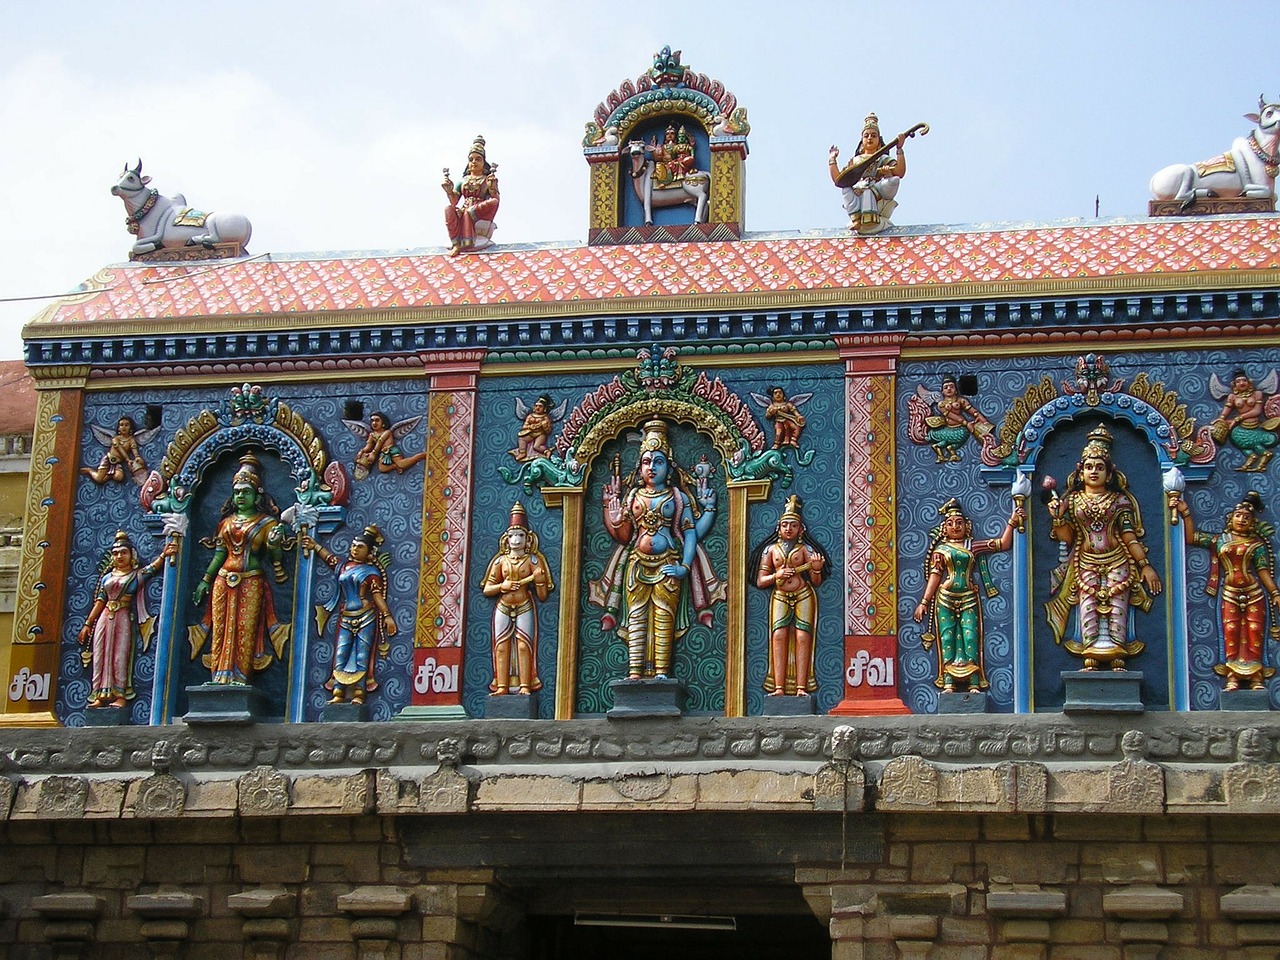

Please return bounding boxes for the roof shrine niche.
[583,45,749,245]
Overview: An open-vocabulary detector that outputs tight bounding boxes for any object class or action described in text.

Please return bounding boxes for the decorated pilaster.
[3,365,89,727]
[832,336,910,715]
[405,352,484,719]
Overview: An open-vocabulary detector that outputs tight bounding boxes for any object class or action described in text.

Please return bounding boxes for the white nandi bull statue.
[1150,95,1280,209]
[111,161,253,257]
[627,140,710,225]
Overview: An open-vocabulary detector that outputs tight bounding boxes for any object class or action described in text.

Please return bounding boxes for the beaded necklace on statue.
[1077,491,1116,532]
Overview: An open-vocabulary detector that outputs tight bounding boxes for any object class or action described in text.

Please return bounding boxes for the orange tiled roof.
[30,218,1280,329]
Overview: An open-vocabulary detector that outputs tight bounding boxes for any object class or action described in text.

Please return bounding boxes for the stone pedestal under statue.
[607,677,685,719]
[760,694,815,716]
[183,683,271,725]
[81,705,129,727]
[1061,670,1144,714]
[936,691,990,714]
[486,693,538,720]
[321,701,368,723]
[1219,688,1274,712]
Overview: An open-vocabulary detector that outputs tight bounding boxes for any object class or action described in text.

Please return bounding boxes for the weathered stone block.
[814,762,867,811]
[235,844,310,884]
[1102,887,1184,920]
[879,756,939,808]
[988,888,1069,918]
[183,778,239,816]
[696,769,812,809]
[377,768,471,814]
[1221,885,1280,920]
[238,766,291,816]
[581,771,696,809]
[473,774,581,811]
[980,843,1076,885]
[1081,847,1162,885]
[1115,921,1171,943]
[291,771,374,816]
[999,920,1053,942]
[337,885,413,916]
[1224,764,1280,812]
[127,774,187,818]
[228,887,297,918]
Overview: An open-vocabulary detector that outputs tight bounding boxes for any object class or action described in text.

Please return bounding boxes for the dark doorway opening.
[528,911,829,960]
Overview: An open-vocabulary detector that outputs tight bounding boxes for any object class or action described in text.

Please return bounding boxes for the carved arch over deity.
[584,46,749,244]
[138,385,347,724]
[981,356,1219,715]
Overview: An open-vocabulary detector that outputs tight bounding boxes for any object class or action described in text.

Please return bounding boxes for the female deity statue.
[750,496,828,696]
[77,531,176,708]
[442,134,499,256]
[912,498,1023,693]
[191,454,291,684]
[302,524,398,706]
[589,420,724,680]
[1176,490,1280,690]
[828,113,907,235]
[482,502,554,695]
[1045,426,1163,671]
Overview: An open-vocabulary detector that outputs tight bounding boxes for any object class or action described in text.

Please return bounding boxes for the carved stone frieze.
[238,766,291,816]
[131,774,186,818]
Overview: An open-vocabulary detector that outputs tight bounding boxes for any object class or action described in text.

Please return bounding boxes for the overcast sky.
[1,1,1274,360]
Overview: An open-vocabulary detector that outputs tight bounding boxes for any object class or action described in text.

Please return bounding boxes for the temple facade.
[3,49,1280,959]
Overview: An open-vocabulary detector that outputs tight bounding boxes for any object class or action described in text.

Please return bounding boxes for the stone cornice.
[0,715,1276,820]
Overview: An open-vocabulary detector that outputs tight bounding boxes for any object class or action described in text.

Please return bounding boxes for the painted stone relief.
[627,125,711,225]
[303,525,396,706]
[912,498,1022,693]
[750,496,828,696]
[589,420,724,680]
[82,415,161,485]
[111,160,252,257]
[443,135,500,256]
[828,113,927,235]
[908,376,994,463]
[1044,427,1163,671]
[1176,491,1280,691]
[1210,369,1279,472]
[76,532,175,708]
[750,387,811,450]
[343,413,427,479]
[482,502,554,695]
[509,395,567,462]
[1150,95,1280,209]
[189,455,292,684]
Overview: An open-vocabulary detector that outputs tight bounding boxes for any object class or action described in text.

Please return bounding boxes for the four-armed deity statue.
[590,420,725,681]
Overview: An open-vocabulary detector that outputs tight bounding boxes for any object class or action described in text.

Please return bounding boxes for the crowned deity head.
[937,497,973,540]
[1229,490,1265,534]
[500,501,537,555]
[778,495,807,542]
[109,529,139,570]
[859,113,885,154]
[636,420,674,490]
[350,524,384,562]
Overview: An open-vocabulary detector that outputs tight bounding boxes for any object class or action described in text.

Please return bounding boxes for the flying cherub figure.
[342,412,427,479]
[509,395,567,462]
[1210,369,1280,472]
[750,387,813,449]
[82,415,162,485]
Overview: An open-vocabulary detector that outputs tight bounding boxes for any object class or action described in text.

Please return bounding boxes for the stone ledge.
[1221,885,1280,921]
